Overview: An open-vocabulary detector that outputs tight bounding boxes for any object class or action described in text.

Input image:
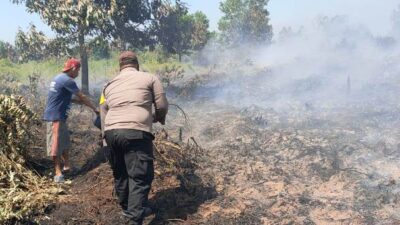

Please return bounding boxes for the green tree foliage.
[3,44,17,63]
[152,0,210,60]
[0,41,8,59]
[191,11,210,50]
[88,37,110,59]
[0,41,16,61]
[14,25,70,62]
[11,0,112,92]
[218,0,273,46]
[15,25,47,62]
[97,0,153,50]
[45,37,71,59]
[153,0,191,61]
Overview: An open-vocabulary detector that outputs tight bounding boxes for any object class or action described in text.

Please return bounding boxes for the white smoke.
[190,14,400,113]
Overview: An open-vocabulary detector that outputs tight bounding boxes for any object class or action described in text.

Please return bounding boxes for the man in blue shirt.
[43,58,98,183]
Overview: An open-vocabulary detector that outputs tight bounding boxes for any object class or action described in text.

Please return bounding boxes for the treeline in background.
[1,0,273,92]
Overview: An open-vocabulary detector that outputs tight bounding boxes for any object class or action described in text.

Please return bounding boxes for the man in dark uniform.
[100,51,168,225]
[43,58,98,183]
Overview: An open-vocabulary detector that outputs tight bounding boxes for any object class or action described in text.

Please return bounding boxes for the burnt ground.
[24,107,217,225]
[180,102,400,225]
[19,97,400,225]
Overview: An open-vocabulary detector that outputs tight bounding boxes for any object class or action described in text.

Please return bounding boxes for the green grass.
[0,58,64,81]
[0,50,191,83]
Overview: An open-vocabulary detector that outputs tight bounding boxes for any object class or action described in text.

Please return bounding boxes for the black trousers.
[105,129,154,225]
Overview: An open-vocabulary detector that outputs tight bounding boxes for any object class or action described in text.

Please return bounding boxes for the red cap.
[62,58,81,72]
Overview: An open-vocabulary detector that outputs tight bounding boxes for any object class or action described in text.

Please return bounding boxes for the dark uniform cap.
[119,51,138,65]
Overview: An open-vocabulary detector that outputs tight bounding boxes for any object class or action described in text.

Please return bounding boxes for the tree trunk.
[177,44,182,62]
[118,37,126,51]
[121,38,125,51]
[79,31,89,94]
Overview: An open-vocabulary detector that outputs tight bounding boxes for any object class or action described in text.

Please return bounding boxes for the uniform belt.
[105,129,154,140]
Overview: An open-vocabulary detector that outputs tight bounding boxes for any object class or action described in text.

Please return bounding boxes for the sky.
[0,0,399,43]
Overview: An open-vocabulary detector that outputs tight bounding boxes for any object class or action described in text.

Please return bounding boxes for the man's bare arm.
[75,91,99,114]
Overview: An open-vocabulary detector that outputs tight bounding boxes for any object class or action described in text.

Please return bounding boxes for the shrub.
[0,94,59,223]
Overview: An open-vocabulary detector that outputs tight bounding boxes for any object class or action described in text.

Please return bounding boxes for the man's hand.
[94,108,100,115]
[152,113,157,123]
[153,112,166,125]
[71,98,83,104]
